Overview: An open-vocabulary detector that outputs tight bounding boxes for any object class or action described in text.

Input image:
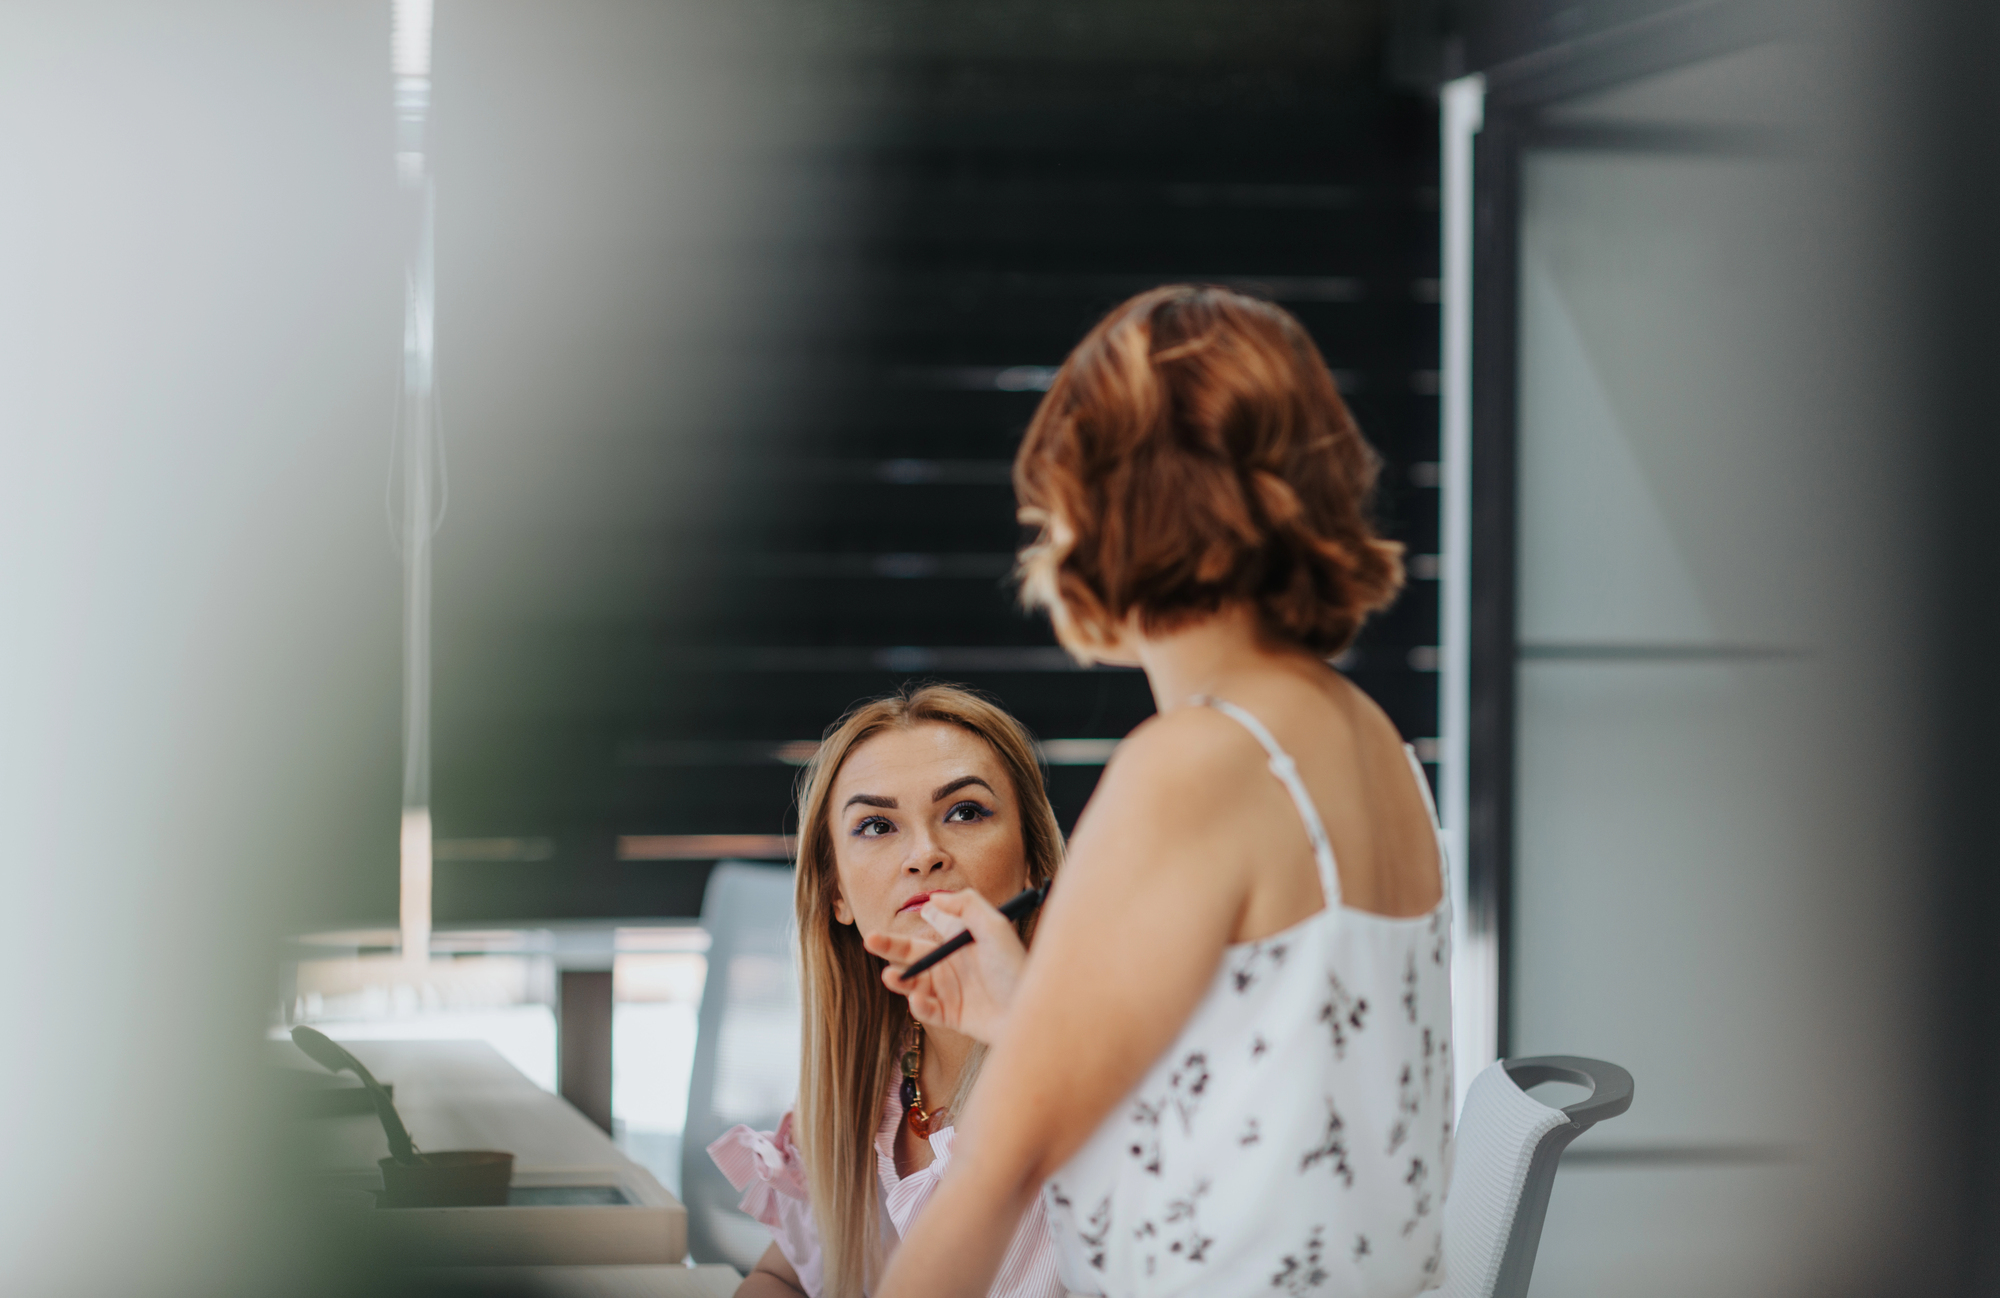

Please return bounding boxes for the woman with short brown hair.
[878,287,1454,1298]
[1014,284,1403,662]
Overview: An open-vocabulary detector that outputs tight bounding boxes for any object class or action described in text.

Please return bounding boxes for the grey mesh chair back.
[681,861,803,1269]
[1436,1055,1634,1298]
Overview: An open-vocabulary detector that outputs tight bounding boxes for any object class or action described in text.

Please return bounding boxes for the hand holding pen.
[865,885,1045,1045]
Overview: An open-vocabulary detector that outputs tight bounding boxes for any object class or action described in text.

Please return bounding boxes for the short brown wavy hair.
[1014,285,1405,660]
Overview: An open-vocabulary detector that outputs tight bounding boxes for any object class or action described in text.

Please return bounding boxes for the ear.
[832,893,854,926]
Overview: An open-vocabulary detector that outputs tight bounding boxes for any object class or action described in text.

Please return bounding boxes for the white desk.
[279,1038,742,1293]
[280,1038,636,1181]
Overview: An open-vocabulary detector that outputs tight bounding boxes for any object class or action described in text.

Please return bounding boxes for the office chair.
[1435,1055,1634,1298]
[681,862,803,1270]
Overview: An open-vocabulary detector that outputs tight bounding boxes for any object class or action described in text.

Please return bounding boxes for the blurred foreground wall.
[1458,1,2000,1294]
[0,4,400,1291]
[1500,25,1937,1297]
[1,0,1997,1294]
[0,1,840,1292]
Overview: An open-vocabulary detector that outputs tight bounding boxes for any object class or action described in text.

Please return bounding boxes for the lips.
[897,891,934,914]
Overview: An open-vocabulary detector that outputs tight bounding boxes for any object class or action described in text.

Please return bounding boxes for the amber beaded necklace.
[899,1020,944,1137]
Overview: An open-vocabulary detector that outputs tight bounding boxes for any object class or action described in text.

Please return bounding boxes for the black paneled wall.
[433,51,1441,924]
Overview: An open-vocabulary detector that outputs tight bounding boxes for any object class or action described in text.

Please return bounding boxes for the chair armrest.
[1481,1055,1635,1298]
[1503,1055,1634,1133]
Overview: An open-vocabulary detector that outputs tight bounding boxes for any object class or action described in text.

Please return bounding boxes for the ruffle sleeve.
[708,1112,823,1296]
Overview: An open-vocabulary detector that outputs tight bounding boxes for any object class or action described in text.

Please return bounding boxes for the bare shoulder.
[1088,700,1272,832]
[1323,668,1407,745]
[1208,663,1403,765]
[1095,705,1272,811]
[1060,706,1274,899]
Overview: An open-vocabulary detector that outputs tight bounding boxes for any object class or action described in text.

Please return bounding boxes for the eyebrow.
[840,775,996,814]
[932,775,995,802]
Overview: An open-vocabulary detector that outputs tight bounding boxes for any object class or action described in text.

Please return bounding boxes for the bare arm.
[875,710,1265,1298]
[734,1243,807,1298]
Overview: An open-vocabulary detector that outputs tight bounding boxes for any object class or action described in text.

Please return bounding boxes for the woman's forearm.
[733,1243,808,1298]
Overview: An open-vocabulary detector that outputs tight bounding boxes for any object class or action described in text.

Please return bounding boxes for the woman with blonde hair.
[707,684,1069,1297]
[877,286,1454,1297]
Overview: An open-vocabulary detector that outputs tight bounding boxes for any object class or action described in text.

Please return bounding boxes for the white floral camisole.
[1042,697,1455,1298]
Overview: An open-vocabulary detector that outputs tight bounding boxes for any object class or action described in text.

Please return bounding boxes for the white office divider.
[682,862,803,1269]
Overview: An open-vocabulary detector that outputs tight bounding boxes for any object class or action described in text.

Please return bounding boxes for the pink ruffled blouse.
[708,1083,1065,1297]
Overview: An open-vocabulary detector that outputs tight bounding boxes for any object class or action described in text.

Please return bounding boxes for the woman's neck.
[922,1021,977,1111]
[1130,604,1309,714]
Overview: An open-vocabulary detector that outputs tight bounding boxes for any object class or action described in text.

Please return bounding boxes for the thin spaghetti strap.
[1401,744,1451,890]
[1192,696,1341,907]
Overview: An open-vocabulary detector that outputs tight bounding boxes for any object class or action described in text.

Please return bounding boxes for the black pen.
[896,883,1047,982]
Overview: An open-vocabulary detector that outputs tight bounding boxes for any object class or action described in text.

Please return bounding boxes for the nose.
[903,824,950,877]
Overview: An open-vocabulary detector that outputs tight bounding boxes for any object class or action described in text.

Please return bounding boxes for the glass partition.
[1465,23,1935,1295]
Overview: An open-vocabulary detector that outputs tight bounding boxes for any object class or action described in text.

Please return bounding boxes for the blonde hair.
[792,684,1063,1297]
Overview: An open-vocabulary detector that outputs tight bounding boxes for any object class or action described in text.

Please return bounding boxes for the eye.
[944,800,992,824]
[853,815,895,838]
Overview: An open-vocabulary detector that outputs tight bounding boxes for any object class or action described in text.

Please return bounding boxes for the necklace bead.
[903,1020,935,1136]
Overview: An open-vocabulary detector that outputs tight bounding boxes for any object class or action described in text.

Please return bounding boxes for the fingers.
[918,888,980,918]
[921,888,1020,948]
[867,930,958,1007]
[917,904,969,940]
[915,890,973,939]
[879,963,944,1022]
[864,931,935,964]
